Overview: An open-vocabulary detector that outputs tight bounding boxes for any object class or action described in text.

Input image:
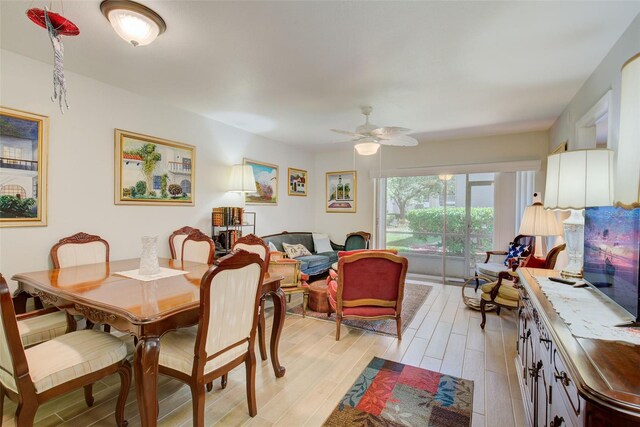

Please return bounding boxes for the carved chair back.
[521,243,567,270]
[513,234,536,258]
[182,229,216,264]
[194,250,265,373]
[50,232,110,268]
[169,226,195,261]
[232,234,270,268]
[344,231,372,251]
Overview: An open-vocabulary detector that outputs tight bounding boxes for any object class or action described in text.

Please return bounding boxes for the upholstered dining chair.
[0,274,131,426]
[474,234,535,290]
[157,250,265,424]
[328,251,408,340]
[344,231,372,251]
[181,229,216,265]
[479,243,566,329]
[169,226,196,261]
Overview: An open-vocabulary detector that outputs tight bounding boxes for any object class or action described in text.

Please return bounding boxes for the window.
[180,179,191,194]
[2,146,23,164]
[1,185,27,198]
[153,175,162,190]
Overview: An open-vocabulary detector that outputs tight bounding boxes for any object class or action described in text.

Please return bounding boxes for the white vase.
[139,236,160,275]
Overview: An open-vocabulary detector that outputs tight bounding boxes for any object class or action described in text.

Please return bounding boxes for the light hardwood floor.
[2,281,523,427]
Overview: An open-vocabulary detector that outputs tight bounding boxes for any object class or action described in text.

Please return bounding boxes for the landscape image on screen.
[584,206,640,321]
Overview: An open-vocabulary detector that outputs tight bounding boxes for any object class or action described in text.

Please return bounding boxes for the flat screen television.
[583,206,640,323]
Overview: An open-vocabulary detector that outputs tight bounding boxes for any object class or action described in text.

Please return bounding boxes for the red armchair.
[327,251,408,340]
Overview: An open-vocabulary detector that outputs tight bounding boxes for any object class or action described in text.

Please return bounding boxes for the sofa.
[261,231,342,276]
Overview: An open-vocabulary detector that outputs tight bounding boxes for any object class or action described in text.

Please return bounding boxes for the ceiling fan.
[330,106,418,155]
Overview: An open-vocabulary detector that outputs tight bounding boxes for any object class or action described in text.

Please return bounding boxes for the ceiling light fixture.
[354,138,381,156]
[100,0,166,47]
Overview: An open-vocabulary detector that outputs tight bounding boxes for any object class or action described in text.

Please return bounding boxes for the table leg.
[269,288,286,377]
[134,336,160,427]
[257,298,267,361]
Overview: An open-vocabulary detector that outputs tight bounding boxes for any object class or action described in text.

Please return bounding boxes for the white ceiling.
[1,1,639,150]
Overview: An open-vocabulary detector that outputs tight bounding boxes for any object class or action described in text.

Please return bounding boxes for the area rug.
[287,281,432,337]
[323,357,473,427]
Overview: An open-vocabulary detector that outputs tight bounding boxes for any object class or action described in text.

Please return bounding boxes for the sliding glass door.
[382,173,494,282]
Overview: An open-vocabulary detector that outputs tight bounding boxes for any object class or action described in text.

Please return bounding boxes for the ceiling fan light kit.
[331,106,418,154]
[100,0,166,47]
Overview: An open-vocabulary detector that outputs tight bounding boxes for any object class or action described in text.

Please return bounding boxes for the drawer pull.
[550,415,565,427]
[554,371,571,387]
[540,337,551,344]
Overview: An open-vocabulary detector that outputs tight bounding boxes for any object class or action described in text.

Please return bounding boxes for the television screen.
[583,206,640,322]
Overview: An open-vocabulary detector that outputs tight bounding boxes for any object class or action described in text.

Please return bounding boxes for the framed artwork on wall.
[326,170,356,213]
[114,129,195,205]
[288,167,307,196]
[0,107,48,227]
[244,158,278,205]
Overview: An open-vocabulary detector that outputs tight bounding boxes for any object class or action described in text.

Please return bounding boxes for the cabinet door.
[535,359,549,427]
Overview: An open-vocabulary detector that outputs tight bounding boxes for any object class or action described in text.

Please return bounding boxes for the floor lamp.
[518,192,563,258]
[544,149,614,277]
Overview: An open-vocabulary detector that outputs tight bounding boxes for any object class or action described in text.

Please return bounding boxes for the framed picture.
[288,167,307,196]
[114,129,195,205]
[0,107,48,227]
[244,158,278,205]
[326,170,356,213]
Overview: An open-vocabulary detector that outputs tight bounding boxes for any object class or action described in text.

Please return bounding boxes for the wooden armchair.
[0,274,131,426]
[157,250,265,423]
[474,234,535,290]
[327,251,408,340]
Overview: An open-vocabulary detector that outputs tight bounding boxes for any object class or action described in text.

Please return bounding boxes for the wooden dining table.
[12,258,286,427]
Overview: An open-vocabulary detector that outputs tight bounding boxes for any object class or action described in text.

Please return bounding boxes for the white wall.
[0,50,314,289]
[314,131,549,245]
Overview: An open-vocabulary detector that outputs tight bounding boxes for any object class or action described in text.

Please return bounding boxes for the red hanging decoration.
[26,8,79,36]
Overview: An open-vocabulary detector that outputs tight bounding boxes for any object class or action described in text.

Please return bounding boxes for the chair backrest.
[194,250,264,370]
[0,275,30,395]
[50,232,110,268]
[182,230,215,264]
[169,226,196,260]
[344,231,371,251]
[232,234,270,268]
[521,244,566,269]
[337,252,408,312]
[513,234,536,257]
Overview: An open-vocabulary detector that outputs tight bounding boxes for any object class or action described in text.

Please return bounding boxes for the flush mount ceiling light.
[100,0,166,47]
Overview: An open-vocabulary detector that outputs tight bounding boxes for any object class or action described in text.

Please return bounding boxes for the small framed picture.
[244,158,278,205]
[326,170,356,213]
[288,167,307,196]
[0,107,49,227]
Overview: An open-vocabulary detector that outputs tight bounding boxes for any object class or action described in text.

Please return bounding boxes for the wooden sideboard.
[516,268,640,427]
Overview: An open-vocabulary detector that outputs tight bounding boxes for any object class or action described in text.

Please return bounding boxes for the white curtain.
[515,170,535,235]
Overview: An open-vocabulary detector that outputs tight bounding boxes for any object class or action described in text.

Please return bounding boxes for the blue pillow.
[504,243,530,266]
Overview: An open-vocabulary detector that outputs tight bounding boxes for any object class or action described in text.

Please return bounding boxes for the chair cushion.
[18,310,68,347]
[480,282,520,301]
[282,242,312,259]
[25,329,127,393]
[481,292,520,308]
[159,327,247,376]
[476,262,505,279]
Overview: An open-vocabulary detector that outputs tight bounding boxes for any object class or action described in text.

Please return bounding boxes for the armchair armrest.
[484,250,507,263]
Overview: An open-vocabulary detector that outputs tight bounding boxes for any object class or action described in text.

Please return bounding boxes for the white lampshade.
[100,0,166,47]
[544,149,614,210]
[519,202,563,236]
[615,53,640,208]
[228,164,255,192]
[354,140,380,156]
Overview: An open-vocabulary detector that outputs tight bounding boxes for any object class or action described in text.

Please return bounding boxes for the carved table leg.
[134,336,160,427]
[269,288,286,377]
[257,297,267,361]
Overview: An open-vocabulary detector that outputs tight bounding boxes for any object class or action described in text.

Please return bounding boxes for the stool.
[308,280,332,313]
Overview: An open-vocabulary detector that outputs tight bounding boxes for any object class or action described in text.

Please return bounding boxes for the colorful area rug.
[323,357,473,427]
[287,282,431,337]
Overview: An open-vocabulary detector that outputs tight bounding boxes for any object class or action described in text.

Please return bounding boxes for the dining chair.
[181,229,216,265]
[50,232,111,332]
[0,274,131,427]
[328,251,408,340]
[157,250,265,424]
[169,226,196,260]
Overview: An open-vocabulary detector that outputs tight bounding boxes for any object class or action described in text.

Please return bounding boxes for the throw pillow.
[282,242,312,259]
[312,233,333,253]
[268,241,278,252]
[504,243,530,266]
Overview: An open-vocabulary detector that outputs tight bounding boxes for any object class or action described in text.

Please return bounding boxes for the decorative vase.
[139,236,160,275]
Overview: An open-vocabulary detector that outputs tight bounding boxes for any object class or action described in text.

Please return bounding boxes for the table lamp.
[544,149,614,277]
[518,192,563,258]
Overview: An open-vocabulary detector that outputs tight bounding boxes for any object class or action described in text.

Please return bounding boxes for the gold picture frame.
[326,170,356,213]
[244,158,278,205]
[0,107,48,227]
[288,167,307,196]
[114,129,195,205]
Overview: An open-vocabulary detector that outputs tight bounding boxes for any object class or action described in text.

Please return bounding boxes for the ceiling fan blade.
[380,135,419,147]
[333,139,360,144]
[330,129,366,137]
[371,126,413,139]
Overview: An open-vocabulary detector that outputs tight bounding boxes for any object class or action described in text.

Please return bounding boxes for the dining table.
[12,257,286,427]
